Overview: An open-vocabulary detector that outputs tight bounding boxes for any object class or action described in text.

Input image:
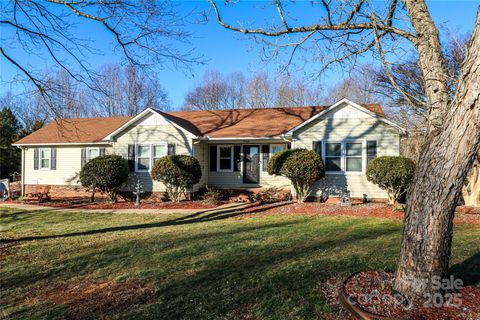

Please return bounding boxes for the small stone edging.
[338,273,404,320]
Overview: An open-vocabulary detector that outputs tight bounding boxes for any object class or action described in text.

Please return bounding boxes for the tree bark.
[401,0,450,128]
[394,9,480,298]
[463,154,480,207]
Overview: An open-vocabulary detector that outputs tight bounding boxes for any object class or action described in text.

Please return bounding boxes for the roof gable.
[286,99,405,135]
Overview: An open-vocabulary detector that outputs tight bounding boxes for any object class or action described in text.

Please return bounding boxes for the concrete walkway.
[0,201,255,215]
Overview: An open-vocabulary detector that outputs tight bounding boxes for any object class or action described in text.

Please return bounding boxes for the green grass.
[1,207,479,319]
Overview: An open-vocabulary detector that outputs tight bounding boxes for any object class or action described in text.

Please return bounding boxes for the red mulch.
[243,202,480,225]
[36,198,219,210]
[335,271,480,320]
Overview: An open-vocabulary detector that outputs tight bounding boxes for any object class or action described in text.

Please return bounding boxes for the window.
[86,148,99,162]
[367,141,377,164]
[346,143,362,172]
[137,145,151,171]
[217,145,233,171]
[40,148,51,169]
[270,144,287,155]
[153,144,167,163]
[325,143,342,171]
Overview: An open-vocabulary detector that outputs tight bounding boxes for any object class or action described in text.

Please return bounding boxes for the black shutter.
[50,147,57,170]
[233,146,241,171]
[128,144,135,171]
[34,148,39,170]
[167,143,176,155]
[81,148,87,168]
[99,147,106,156]
[313,141,322,157]
[209,145,217,172]
[262,145,269,172]
[367,141,377,164]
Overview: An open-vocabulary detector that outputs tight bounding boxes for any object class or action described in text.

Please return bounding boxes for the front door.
[243,145,260,184]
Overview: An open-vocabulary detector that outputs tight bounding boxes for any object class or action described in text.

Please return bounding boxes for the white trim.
[200,136,289,141]
[323,140,367,175]
[39,148,51,170]
[135,144,151,172]
[13,142,112,147]
[103,108,197,141]
[86,147,100,162]
[285,98,408,135]
[217,145,234,172]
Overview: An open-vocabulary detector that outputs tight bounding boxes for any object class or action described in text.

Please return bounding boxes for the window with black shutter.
[209,145,217,171]
[312,141,322,157]
[50,147,57,170]
[367,141,377,164]
[33,148,39,170]
[127,144,135,171]
[167,143,176,155]
[262,145,269,172]
[233,146,241,171]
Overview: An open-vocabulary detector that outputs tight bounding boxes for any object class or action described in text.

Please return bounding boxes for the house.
[13,99,407,200]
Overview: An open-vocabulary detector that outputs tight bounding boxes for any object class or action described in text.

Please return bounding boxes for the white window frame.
[269,144,287,156]
[40,148,51,170]
[135,143,168,173]
[86,147,100,162]
[322,140,366,174]
[152,143,168,165]
[217,145,234,172]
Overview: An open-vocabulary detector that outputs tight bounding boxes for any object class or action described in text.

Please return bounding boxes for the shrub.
[366,156,416,204]
[267,149,324,203]
[79,155,129,203]
[199,187,229,205]
[151,155,201,202]
[248,187,290,203]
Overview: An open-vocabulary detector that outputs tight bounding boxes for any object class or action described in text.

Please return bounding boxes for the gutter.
[13,141,114,147]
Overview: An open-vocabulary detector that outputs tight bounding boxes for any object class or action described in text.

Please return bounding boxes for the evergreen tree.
[0,107,21,180]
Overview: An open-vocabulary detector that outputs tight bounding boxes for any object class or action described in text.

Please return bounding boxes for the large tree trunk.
[463,154,480,207]
[394,9,480,298]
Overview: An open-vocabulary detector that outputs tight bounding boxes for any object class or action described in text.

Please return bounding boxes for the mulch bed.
[326,271,480,320]
[24,280,155,320]
[243,202,480,225]
[35,198,219,210]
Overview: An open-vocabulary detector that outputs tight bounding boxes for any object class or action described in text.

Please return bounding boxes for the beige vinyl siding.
[206,143,291,189]
[112,114,195,192]
[293,112,400,199]
[24,145,112,186]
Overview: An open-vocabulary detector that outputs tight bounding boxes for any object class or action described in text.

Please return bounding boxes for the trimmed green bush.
[366,156,416,204]
[151,155,202,202]
[80,155,129,203]
[267,149,324,203]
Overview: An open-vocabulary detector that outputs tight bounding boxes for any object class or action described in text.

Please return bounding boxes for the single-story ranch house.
[13,99,407,200]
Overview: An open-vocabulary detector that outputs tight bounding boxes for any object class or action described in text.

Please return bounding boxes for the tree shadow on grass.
[449,251,480,286]
[5,220,401,319]
[0,202,292,244]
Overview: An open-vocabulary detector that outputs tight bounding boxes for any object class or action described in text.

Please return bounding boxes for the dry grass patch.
[23,280,155,319]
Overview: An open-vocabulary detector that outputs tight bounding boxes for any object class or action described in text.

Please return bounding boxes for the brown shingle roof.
[14,116,132,145]
[14,104,385,144]
[165,104,384,138]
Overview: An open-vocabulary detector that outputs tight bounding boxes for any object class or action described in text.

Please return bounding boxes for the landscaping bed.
[329,271,480,320]
[35,197,219,209]
[244,202,480,224]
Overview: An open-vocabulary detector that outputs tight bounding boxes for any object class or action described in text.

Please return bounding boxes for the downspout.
[20,146,25,196]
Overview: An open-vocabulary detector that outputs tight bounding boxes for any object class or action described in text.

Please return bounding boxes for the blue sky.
[0,1,478,110]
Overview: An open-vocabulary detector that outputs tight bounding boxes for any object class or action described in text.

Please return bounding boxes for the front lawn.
[1,207,479,319]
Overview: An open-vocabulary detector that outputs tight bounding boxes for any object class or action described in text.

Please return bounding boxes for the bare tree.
[246,73,275,108]
[208,0,480,298]
[90,63,169,117]
[1,0,200,113]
